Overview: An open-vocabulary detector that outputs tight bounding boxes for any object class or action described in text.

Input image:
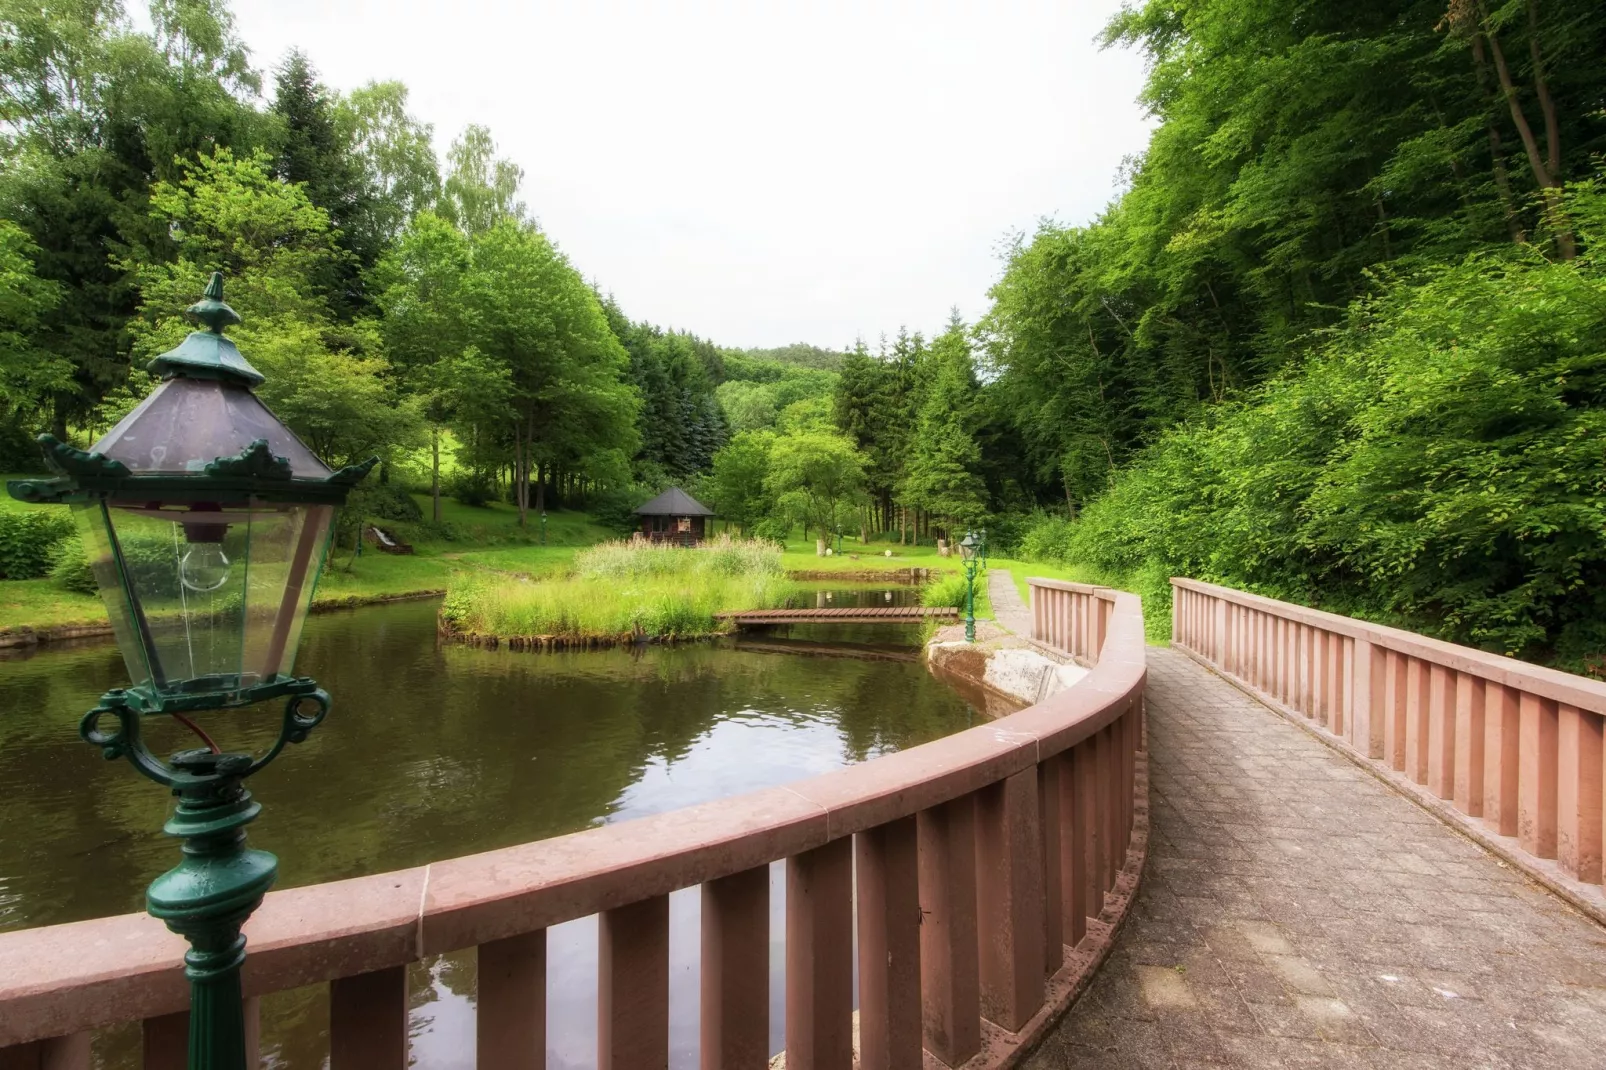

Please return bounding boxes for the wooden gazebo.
[634,486,715,546]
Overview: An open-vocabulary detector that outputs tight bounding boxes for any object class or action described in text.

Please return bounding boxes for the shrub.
[0,511,75,579]
[589,485,648,536]
[920,573,970,610]
[48,532,97,594]
[443,470,497,508]
[1013,511,1075,564]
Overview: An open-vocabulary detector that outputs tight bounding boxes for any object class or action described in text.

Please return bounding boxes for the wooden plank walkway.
[715,605,958,625]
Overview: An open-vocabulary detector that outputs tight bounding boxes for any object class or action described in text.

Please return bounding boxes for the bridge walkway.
[1027,646,1606,1069]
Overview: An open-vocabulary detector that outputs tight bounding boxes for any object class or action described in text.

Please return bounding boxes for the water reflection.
[0,594,972,1067]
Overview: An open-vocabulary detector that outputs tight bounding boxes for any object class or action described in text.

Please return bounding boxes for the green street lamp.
[541,509,548,546]
[7,274,374,1070]
[959,529,984,643]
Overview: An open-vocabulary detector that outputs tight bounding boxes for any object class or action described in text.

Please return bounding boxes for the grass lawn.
[0,479,615,634]
[0,487,1116,638]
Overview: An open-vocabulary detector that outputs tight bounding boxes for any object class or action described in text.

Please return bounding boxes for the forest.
[3,0,1605,667]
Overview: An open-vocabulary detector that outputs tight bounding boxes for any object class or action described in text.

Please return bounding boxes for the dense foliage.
[7,0,1606,667]
[976,0,1606,667]
[0,0,806,536]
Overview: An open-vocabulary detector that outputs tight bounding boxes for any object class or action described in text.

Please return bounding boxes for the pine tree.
[899,318,987,533]
[271,51,375,313]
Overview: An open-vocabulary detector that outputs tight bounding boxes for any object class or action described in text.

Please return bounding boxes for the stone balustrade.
[1172,577,1606,919]
[0,580,1147,1070]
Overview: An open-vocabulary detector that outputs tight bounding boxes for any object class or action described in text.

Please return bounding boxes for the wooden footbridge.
[716,605,958,626]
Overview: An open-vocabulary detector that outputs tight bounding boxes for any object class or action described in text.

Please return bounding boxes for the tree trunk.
[1482,18,1575,258]
[431,427,442,523]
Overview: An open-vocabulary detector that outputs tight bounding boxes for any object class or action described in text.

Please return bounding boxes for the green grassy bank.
[441,537,796,644]
[0,483,609,638]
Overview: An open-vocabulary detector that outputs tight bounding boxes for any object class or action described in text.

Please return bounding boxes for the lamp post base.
[80,684,329,1070]
[147,752,277,1070]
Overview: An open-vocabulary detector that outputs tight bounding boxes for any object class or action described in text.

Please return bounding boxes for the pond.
[0,592,976,1068]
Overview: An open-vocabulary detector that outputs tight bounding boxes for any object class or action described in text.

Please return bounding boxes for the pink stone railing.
[0,582,1147,1070]
[1028,579,1116,665]
[1172,577,1606,913]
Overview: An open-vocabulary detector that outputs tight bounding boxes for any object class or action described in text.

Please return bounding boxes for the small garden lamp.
[541,509,548,546]
[959,530,982,642]
[6,273,374,1070]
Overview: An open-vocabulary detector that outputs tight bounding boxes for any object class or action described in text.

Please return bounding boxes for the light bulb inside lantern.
[180,542,232,593]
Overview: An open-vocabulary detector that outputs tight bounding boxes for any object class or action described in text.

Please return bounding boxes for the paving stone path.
[987,568,1033,635]
[1027,647,1606,1069]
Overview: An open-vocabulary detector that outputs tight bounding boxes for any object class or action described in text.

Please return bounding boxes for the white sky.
[223,0,1153,350]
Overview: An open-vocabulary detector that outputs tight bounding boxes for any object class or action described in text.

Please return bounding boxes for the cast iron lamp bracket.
[81,679,330,789]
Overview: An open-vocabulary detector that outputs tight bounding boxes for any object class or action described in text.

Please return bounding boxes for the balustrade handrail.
[1,583,1148,1070]
[1173,577,1606,715]
[1171,575,1606,922]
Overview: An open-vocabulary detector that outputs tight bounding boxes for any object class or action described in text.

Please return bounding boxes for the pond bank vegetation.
[438,536,799,648]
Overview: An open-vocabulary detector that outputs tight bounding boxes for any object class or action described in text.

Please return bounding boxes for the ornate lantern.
[959,530,982,642]
[7,273,373,1070]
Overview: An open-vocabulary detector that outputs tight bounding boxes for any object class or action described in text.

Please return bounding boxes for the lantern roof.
[5,273,376,507]
[147,273,264,387]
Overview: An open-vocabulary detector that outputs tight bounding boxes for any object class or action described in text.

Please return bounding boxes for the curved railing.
[0,581,1147,1070]
[1173,577,1606,919]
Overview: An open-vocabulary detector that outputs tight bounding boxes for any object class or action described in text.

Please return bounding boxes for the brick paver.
[1027,647,1606,1069]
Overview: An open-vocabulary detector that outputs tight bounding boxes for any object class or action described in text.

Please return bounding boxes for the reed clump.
[441,536,793,644]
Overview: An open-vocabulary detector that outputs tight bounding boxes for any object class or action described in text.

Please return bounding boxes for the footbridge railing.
[1173,577,1606,916]
[0,582,1146,1070]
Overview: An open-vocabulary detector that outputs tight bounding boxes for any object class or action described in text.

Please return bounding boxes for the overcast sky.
[224,0,1153,350]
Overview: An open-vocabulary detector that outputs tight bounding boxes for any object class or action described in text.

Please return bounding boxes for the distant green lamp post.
[959,529,984,642]
[541,509,548,546]
[7,274,373,1070]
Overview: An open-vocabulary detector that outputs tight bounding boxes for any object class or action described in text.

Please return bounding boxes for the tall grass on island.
[440,536,796,647]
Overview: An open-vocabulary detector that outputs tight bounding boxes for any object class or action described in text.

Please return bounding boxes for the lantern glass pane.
[75,500,333,696]
[241,503,334,681]
[72,501,155,688]
[92,502,250,693]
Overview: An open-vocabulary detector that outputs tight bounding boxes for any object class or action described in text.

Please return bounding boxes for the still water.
[0,593,974,1068]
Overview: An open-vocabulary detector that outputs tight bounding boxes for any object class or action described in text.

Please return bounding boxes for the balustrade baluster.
[1329,633,1346,736]
[331,966,407,1070]
[599,896,669,1070]
[1068,591,1080,657]
[976,771,1045,1032]
[479,930,546,1070]
[855,821,920,1070]
[1518,695,1560,859]
[1405,659,1431,784]
[1058,750,1086,948]
[141,1012,186,1070]
[1484,683,1521,836]
[1384,651,1407,772]
[1038,760,1063,975]
[1427,665,1455,799]
[786,839,853,1070]
[1078,740,1103,925]
[702,867,770,1070]
[1557,705,1603,886]
[917,797,980,1066]
[1452,673,1486,817]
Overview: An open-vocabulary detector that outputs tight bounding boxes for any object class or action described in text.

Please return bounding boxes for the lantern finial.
[147,272,264,387]
[187,271,243,334]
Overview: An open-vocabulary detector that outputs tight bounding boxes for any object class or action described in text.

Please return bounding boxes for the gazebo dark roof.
[634,486,714,517]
